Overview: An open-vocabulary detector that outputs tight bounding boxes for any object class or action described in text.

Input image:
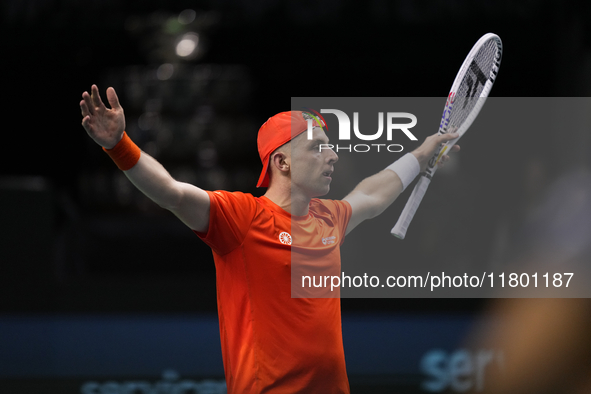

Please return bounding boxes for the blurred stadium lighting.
[125,10,217,64]
[175,32,200,59]
[156,63,174,80]
[178,9,197,25]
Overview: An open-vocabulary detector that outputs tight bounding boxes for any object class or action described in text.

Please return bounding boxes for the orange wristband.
[103,132,141,171]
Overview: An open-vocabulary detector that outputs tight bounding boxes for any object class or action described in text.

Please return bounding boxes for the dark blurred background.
[1,0,591,392]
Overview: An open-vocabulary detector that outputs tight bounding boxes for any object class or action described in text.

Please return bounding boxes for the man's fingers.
[439,132,459,142]
[82,91,95,115]
[106,87,121,110]
[438,145,460,168]
[90,84,105,110]
[81,115,90,131]
[80,100,88,117]
[80,99,92,118]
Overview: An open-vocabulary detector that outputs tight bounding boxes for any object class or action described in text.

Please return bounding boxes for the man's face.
[289,126,339,198]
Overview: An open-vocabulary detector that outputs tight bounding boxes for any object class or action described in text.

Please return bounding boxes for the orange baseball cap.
[256,111,322,188]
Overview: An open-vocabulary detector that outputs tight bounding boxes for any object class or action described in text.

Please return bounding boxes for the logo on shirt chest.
[321,236,337,245]
[277,232,337,246]
[278,232,292,245]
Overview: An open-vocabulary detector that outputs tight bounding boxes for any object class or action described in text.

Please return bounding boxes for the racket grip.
[391,175,432,239]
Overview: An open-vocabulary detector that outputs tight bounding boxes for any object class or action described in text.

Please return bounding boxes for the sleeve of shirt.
[193,190,257,255]
[320,199,353,246]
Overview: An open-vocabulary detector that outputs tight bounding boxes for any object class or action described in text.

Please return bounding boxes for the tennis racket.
[391,33,503,239]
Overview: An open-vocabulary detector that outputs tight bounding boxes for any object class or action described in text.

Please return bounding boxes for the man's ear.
[271,152,290,173]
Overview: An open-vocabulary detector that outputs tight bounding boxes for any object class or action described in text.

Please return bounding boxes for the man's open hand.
[80,85,125,149]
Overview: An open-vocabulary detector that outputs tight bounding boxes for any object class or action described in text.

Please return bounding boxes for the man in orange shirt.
[80,85,458,393]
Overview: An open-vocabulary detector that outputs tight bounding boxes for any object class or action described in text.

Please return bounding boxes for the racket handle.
[391,175,432,239]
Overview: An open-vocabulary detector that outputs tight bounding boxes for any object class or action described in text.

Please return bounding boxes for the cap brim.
[256,155,270,188]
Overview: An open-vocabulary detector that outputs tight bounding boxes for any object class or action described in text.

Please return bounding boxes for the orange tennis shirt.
[195,190,352,394]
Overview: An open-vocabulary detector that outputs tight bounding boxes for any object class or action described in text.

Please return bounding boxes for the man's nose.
[327,148,338,164]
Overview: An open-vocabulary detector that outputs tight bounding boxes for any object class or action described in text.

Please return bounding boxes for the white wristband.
[386,153,420,191]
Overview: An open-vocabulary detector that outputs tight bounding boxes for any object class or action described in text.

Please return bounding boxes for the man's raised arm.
[343,132,460,235]
[80,85,210,233]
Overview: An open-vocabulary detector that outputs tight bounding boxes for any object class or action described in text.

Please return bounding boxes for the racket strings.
[448,39,500,133]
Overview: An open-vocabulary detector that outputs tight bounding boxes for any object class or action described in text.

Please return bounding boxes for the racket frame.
[391,33,502,239]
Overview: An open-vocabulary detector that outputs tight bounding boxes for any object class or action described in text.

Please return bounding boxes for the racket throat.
[421,171,434,180]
